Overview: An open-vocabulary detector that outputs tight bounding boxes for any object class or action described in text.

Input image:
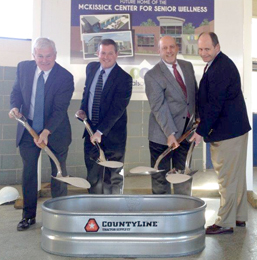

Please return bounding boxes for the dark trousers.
[84,139,124,194]
[19,130,68,219]
[149,138,190,194]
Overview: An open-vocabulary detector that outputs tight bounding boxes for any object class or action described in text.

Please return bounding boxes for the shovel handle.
[24,124,63,176]
[176,121,199,144]
[82,119,106,161]
[27,127,46,149]
[154,121,199,169]
[75,111,106,162]
[10,111,45,148]
[11,112,62,176]
[84,121,105,160]
[27,125,62,176]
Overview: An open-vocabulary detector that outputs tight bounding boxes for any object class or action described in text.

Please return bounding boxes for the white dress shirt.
[28,67,51,120]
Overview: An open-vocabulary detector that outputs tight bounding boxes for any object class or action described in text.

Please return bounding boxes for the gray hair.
[32,37,57,55]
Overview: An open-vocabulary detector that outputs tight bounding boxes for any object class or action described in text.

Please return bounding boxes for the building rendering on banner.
[134,16,214,55]
[80,14,133,59]
[70,13,214,62]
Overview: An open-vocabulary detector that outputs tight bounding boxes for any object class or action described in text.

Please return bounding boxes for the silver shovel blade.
[166,172,192,184]
[52,176,91,189]
[129,166,165,175]
[98,160,123,168]
[75,111,123,169]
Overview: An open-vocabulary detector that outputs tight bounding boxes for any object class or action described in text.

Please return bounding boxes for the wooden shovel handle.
[75,111,106,162]
[154,121,199,169]
[27,127,46,149]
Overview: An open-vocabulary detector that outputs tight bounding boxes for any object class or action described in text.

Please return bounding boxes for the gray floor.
[1,170,257,260]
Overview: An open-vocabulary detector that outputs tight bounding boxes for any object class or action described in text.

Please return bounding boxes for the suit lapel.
[25,62,37,105]
[199,53,222,90]
[77,62,100,117]
[44,62,59,97]
[159,61,186,102]
[86,63,100,98]
[101,63,118,98]
[85,63,100,115]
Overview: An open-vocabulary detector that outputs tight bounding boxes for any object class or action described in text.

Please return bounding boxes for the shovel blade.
[129,166,165,175]
[98,161,123,168]
[52,176,91,189]
[166,173,192,184]
[187,169,198,176]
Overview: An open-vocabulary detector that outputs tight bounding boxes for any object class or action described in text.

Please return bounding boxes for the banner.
[71,0,214,97]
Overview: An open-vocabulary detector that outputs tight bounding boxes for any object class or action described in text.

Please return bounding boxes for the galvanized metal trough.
[41,195,206,258]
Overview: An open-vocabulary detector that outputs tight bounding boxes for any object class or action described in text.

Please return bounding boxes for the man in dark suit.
[190,32,251,234]
[144,35,198,194]
[77,39,132,194]
[9,38,74,231]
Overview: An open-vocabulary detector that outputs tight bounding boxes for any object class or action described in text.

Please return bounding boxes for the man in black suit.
[77,39,132,194]
[190,32,251,234]
[9,38,74,231]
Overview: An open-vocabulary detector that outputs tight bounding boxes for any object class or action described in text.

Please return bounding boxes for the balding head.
[158,35,179,64]
[198,32,220,63]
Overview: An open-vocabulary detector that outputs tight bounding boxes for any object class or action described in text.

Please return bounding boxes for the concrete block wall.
[0,66,23,185]
[0,65,204,185]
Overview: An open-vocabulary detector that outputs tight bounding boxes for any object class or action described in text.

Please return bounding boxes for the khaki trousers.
[210,133,248,227]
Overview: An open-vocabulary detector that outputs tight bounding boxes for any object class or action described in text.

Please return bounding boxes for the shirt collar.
[99,63,116,76]
[162,59,178,70]
[36,66,52,77]
[208,51,221,67]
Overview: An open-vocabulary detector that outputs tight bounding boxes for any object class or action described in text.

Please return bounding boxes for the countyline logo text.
[102,221,158,228]
[102,221,158,231]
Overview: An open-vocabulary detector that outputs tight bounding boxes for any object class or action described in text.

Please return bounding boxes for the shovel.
[129,121,199,176]
[184,141,198,176]
[11,112,90,189]
[75,110,123,168]
[166,141,198,184]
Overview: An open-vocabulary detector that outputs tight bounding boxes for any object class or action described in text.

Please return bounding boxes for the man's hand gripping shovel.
[11,111,90,189]
[75,110,123,168]
[129,121,199,184]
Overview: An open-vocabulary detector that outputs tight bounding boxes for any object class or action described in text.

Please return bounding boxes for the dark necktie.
[32,71,45,133]
[172,64,190,118]
[204,64,208,74]
[91,69,105,125]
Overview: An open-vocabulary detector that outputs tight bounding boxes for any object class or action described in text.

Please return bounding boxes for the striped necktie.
[32,71,45,133]
[91,69,105,125]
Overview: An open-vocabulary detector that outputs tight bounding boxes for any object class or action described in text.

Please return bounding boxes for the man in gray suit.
[144,35,198,194]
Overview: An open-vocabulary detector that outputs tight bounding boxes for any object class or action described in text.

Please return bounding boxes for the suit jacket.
[10,60,74,150]
[80,62,132,150]
[196,52,251,142]
[145,59,198,145]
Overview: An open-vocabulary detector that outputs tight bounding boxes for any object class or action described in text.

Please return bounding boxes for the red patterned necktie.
[172,64,190,118]
[172,64,187,98]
